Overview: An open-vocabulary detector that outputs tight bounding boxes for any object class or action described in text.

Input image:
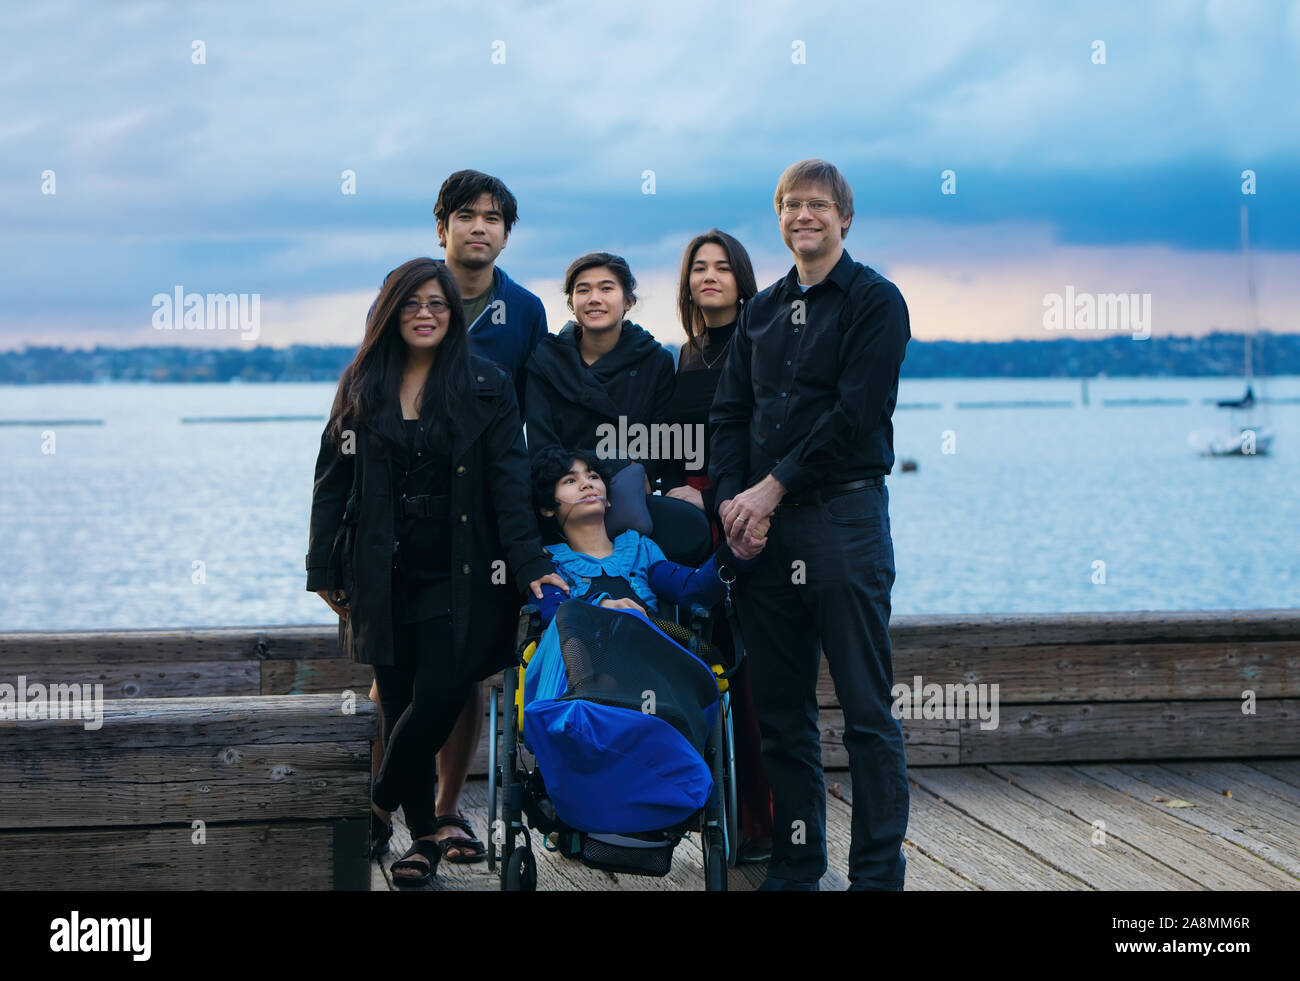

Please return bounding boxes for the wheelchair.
[486,495,742,891]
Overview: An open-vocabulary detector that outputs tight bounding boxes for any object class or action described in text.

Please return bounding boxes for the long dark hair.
[326,258,473,453]
[676,229,757,361]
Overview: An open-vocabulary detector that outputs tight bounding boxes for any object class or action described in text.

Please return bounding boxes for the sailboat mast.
[1241,203,1256,381]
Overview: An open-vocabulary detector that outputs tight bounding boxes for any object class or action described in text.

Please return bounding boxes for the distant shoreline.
[3,332,1298,383]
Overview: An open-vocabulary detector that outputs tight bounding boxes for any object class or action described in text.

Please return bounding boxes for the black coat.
[306,356,555,676]
[523,320,675,482]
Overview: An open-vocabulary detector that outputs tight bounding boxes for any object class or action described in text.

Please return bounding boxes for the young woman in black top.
[307,258,567,886]
[661,230,759,521]
[660,230,773,863]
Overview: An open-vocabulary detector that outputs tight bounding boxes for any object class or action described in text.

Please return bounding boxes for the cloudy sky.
[3,0,1298,351]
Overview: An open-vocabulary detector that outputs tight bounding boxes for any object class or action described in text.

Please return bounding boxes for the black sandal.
[370,810,393,860]
[433,814,487,864]
[391,839,442,888]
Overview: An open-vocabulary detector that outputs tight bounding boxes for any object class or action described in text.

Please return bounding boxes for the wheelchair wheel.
[499,664,526,890]
[704,828,727,892]
[722,690,739,867]
[505,844,537,891]
[487,685,500,872]
[702,697,728,891]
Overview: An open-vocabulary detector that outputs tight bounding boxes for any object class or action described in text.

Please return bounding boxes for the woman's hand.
[529,573,571,599]
[665,485,705,510]
[599,596,647,614]
[316,588,350,618]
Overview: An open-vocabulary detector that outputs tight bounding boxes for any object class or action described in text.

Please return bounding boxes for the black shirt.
[659,320,736,518]
[709,249,910,518]
[392,418,452,623]
[524,320,675,483]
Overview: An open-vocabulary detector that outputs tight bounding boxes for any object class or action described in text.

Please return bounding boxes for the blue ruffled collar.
[545,529,641,576]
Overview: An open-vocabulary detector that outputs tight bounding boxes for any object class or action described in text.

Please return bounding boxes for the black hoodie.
[524,319,675,482]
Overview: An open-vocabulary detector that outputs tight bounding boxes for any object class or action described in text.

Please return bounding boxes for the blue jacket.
[536,529,726,625]
[466,265,548,414]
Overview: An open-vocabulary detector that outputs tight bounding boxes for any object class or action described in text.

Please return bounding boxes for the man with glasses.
[710,159,911,890]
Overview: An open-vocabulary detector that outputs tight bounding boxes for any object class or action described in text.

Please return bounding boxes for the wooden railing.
[4,608,1296,770]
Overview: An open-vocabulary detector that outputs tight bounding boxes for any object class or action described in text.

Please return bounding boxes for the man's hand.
[529,573,571,599]
[721,475,785,542]
[720,500,771,561]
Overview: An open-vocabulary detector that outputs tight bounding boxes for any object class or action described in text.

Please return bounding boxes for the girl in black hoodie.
[523,252,675,488]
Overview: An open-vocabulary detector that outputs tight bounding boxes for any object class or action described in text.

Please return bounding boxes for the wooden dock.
[373,761,1300,891]
[3,609,1297,890]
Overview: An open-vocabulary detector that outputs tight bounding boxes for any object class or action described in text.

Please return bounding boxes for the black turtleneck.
[659,320,736,514]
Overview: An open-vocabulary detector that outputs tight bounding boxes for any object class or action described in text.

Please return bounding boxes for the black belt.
[398,493,449,518]
[782,477,882,508]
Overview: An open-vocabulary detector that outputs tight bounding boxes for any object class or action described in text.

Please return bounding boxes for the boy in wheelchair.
[508,446,761,870]
[529,445,764,630]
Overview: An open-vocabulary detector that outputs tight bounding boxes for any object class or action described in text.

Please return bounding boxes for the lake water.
[3,376,1298,631]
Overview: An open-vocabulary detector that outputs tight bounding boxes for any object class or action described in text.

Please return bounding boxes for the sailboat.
[1188,204,1274,456]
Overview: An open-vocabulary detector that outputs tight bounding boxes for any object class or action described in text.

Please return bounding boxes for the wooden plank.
[988,764,1299,890]
[0,741,371,828]
[822,710,959,768]
[1,694,377,753]
[1129,764,1300,844]
[837,773,1087,889]
[960,699,1300,764]
[0,628,319,662]
[908,766,1203,890]
[261,658,375,696]
[887,609,1300,649]
[1076,764,1300,879]
[0,660,260,698]
[0,821,337,890]
[1157,760,1300,811]
[825,641,1298,704]
[9,608,1295,665]
[824,788,976,890]
[1246,760,1300,791]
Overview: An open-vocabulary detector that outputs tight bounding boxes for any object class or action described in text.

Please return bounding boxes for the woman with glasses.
[306,257,568,887]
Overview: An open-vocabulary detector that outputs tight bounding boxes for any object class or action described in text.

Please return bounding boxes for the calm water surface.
[3,376,1298,631]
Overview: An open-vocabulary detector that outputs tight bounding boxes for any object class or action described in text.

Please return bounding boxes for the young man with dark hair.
[710,158,912,890]
[433,169,548,412]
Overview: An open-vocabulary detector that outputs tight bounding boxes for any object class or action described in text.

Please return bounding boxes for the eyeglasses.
[781,198,836,215]
[401,298,450,316]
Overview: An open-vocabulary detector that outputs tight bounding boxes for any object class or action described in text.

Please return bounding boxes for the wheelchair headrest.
[645,494,712,567]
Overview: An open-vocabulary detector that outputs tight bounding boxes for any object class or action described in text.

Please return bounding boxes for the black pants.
[371,615,472,839]
[735,483,909,889]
